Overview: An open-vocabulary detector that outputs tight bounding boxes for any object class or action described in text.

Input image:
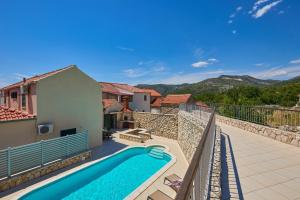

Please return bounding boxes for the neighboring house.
[161,94,195,113]
[99,82,152,112]
[0,65,102,149]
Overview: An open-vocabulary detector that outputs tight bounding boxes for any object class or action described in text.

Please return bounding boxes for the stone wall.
[0,151,91,192]
[209,126,221,199]
[133,112,178,139]
[217,115,300,147]
[177,110,208,162]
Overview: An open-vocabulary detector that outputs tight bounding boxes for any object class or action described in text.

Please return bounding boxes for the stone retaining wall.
[177,110,207,163]
[209,126,221,199]
[0,151,91,192]
[217,115,300,147]
[133,112,178,139]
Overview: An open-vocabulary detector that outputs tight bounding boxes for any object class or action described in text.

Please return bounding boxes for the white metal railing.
[0,130,88,179]
[176,106,216,200]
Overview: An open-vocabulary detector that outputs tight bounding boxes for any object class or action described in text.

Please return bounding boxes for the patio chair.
[164,174,183,192]
[147,190,173,200]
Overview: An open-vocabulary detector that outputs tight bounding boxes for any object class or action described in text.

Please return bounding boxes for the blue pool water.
[20,146,171,200]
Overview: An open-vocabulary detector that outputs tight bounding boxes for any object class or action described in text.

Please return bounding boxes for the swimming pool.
[20,146,173,200]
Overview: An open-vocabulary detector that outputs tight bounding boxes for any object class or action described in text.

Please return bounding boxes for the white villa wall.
[36,67,103,148]
[130,93,150,112]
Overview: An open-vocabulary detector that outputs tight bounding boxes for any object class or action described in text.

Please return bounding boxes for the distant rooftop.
[162,94,192,105]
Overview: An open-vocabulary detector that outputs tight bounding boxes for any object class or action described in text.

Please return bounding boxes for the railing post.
[41,140,44,166]
[66,135,70,157]
[85,131,89,150]
[7,147,11,177]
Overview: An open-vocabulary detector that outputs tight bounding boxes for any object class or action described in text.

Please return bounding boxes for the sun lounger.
[164,174,183,192]
[164,173,182,184]
[147,190,173,200]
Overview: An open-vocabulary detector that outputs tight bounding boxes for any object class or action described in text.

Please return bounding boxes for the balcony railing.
[176,105,216,200]
[212,104,300,130]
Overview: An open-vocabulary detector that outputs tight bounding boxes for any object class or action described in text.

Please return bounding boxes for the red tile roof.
[111,83,146,93]
[102,99,122,109]
[0,106,36,122]
[162,94,192,105]
[100,82,124,95]
[1,66,72,90]
[99,82,149,95]
[140,89,161,97]
[151,97,163,107]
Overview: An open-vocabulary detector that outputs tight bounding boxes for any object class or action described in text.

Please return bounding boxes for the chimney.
[23,77,26,82]
[122,96,130,112]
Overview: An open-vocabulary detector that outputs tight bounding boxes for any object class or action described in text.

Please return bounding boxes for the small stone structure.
[119,128,151,143]
[133,112,178,139]
[217,115,300,147]
[0,151,91,192]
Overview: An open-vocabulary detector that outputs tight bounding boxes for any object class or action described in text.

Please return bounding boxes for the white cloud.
[252,0,283,19]
[278,10,285,14]
[236,6,243,11]
[192,57,219,68]
[290,59,300,64]
[208,58,218,62]
[254,63,265,67]
[191,61,209,68]
[229,13,236,18]
[160,70,233,84]
[117,46,135,51]
[123,68,149,78]
[228,20,233,24]
[232,30,237,34]
[153,66,166,72]
[253,66,300,79]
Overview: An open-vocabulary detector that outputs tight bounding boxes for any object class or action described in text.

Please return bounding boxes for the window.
[22,94,26,110]
[11,92,17,99]
[144,95,147,101]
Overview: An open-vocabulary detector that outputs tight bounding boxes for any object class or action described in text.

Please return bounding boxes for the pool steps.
[148,148,165,159]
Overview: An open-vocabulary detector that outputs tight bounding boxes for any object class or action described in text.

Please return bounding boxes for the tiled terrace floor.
[219,122,300,200]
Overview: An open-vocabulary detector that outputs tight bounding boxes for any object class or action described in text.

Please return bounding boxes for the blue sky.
[0,0,300,87]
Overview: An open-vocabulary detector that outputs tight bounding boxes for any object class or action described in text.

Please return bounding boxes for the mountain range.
[136,75,300,96]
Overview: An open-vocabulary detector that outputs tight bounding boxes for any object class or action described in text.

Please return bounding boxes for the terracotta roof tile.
[139,89,161,97]
[102,99,122,109]
[0,106,36,122]
[162,94,192,105]
[111,83,145,93]
[151,97,163,107]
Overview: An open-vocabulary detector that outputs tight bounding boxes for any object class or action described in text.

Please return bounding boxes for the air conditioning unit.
[20,85,28,94]
[37,124,54,135]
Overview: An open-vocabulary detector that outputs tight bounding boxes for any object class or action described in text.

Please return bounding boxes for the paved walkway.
[219,122,300,200]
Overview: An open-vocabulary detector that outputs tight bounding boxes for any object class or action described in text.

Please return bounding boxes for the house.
[139,88,162,113]
[0,65,102,149]
[160,94,194,113]
[99,82,153,112]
